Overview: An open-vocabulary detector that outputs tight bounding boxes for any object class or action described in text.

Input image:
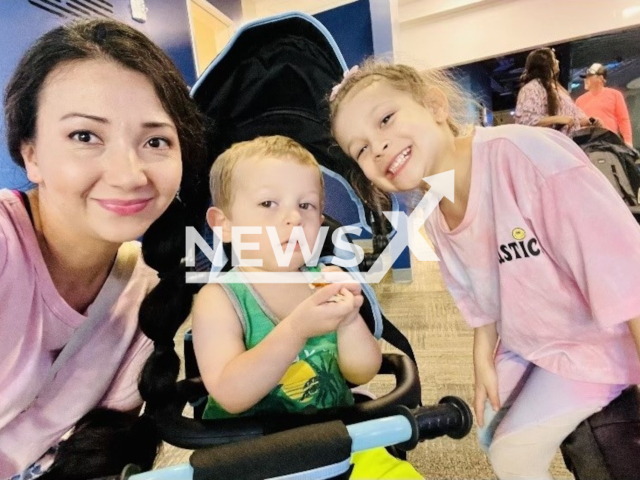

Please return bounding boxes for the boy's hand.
[318,265,362,295]
[319,265,363,325]
[287,282,361,339]
[474,359,500,427]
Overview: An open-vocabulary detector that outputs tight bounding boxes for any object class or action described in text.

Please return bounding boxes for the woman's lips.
[97,198,153,215]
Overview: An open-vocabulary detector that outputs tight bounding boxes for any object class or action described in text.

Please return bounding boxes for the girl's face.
[21,59,182,244]
[211,157,324,273]
[333,80,449,193]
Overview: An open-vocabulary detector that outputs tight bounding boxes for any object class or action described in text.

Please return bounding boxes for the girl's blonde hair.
[210,135,325,213]
[329,59,472,137]
[329,59,474,208]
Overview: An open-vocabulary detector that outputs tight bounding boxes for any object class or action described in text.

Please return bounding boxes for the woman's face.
[21,59,182,244]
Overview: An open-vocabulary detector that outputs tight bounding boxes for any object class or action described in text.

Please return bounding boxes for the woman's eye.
[146,137,170,148]
[260,201,274,208]
[70,131,99,144]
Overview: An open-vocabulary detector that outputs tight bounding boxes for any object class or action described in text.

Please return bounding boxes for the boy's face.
[213,156,324,272]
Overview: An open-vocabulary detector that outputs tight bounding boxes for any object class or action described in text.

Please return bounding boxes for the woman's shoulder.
[0,189,37,271]
[0,189,27,225]
[519,79,544,93]
[516,80,546,107]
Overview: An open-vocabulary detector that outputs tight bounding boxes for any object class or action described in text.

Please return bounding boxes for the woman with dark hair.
[515,48,598,135]
[0,19,206,479]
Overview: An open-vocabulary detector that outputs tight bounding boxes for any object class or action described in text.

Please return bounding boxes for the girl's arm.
[192,284,307,414]
[525,137,640,347]
[474,322,498,363]
[473,322,500,427]
[336,312,382,385]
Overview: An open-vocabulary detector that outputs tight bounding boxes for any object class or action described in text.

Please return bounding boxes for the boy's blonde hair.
[329,60,472,137]
[210,135,325,212]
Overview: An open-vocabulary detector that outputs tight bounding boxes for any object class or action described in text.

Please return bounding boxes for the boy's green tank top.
[202,267,354,419]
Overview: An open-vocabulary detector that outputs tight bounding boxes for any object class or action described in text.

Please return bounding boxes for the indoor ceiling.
[466,25,640,111]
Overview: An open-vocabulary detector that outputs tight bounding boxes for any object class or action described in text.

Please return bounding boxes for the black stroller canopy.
[191,13,351,177]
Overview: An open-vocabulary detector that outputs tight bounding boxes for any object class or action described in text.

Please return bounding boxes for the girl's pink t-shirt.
[425,125,640,385]
[0,190,156,477]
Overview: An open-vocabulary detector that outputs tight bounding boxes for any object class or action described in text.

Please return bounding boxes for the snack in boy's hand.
[309,279,331,289]
[309,275,344,302]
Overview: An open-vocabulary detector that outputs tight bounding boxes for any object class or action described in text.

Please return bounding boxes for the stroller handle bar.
[122,397,472,480]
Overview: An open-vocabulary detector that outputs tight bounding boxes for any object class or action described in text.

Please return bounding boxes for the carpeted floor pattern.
[155,253,573,479]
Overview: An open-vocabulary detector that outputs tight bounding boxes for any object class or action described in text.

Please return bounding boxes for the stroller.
[114,401,472,480]
[188,10,414,370]
[140,11,473,480]
[572,127,640,221]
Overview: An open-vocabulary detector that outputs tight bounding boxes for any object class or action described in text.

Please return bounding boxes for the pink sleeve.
[532,165,640,328]
[614,90,633,145]
[515,81,545,127]
[0,222,6,275]
[99,331,153,411]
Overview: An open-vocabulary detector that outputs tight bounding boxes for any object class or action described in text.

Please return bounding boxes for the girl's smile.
[387,146,412,178]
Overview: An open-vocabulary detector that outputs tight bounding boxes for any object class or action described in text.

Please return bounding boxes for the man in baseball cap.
[580,63,608,79]
[576,63,633,146]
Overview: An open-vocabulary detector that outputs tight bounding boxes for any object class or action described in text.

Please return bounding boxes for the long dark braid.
[137,195,202,413]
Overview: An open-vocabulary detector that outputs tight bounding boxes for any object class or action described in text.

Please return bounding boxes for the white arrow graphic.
[362,170,455,283]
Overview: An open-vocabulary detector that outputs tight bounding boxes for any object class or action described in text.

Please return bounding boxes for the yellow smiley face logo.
[512,228,526,240]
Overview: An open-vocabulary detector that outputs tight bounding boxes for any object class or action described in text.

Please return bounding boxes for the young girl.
[191,135,423,479]
[329,61,640,480]
[0,19,205,479]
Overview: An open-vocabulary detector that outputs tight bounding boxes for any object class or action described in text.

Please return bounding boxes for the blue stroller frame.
[188,9,415,368]
[140,11,475,480]
[114,399,472,480]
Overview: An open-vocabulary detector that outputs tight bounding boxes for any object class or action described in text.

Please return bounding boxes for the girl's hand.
[474,358,500,427]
